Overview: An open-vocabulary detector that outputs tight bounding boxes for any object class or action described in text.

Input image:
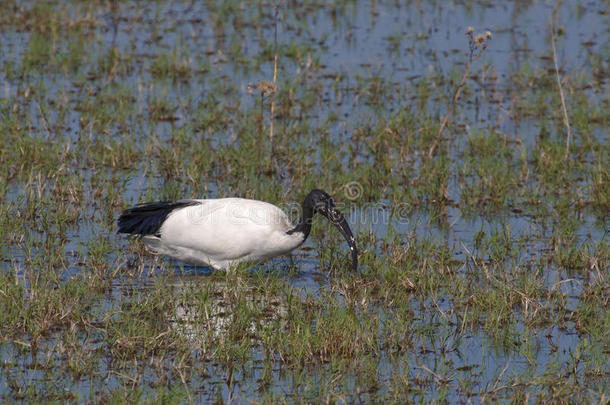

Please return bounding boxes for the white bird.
[118,189,358,272]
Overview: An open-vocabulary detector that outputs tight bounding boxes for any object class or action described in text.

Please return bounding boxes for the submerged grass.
[0,0,608,402]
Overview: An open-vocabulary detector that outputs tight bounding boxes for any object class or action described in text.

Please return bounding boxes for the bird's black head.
[304,189,335,217]
[302,189,358,272]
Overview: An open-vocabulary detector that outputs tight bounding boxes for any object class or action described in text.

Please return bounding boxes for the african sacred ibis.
[117,189,358,272]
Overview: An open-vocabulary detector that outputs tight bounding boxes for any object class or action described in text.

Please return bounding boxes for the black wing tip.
[117,200,199,236]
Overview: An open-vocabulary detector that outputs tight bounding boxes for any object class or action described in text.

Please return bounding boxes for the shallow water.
[0,0,608,402]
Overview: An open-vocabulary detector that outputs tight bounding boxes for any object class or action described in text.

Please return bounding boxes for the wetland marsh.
[0,0,608,403]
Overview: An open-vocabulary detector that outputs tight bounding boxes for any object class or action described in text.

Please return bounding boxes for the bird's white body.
[141,198,305,270]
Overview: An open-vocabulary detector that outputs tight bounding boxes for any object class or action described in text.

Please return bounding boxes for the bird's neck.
[287,203,314,239]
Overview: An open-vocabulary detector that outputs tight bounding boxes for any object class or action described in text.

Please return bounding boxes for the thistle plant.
[426,27,492,160]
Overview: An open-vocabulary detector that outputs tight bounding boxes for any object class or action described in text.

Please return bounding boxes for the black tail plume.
[117,200,199,236]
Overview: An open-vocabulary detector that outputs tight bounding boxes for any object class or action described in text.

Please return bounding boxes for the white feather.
[142,198,305,270]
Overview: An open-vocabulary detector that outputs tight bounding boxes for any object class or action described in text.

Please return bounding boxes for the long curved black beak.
[322,206,358,272]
